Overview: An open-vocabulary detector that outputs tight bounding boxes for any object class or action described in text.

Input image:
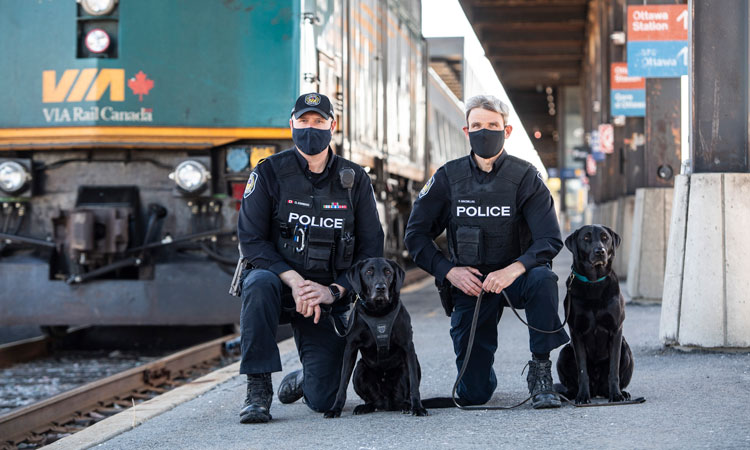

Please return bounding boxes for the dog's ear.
[346,259,366,295]
[602,226,622,249]
[564,229,579,254]
[387,259,406,295]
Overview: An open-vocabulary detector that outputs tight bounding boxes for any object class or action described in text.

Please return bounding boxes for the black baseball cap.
[291,92,334,120]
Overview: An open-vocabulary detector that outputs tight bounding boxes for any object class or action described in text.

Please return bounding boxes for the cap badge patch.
[419,176,435,198]
[304,94,321,106]
[243,172,258,198]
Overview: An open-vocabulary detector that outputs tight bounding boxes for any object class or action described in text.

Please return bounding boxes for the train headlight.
[78,0,118,16]
[84,29,110,54]
[0,161,31,194]
[169,160,210,193]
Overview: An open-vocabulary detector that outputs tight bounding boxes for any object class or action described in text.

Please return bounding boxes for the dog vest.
[359,300,402,362]
[444,155,532,271]
[268,150,357,284]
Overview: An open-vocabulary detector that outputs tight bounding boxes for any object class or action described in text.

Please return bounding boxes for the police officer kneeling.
[405,95,569,409]
[236,93,383,423]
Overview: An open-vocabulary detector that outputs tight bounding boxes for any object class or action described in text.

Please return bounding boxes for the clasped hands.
[445,261,526,297]
[281,270,345,324]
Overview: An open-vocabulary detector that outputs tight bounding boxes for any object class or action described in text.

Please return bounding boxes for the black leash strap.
[450,289,645,410]
[327,297,359,338]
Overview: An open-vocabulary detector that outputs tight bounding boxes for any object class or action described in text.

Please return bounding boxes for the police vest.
[268,150,357,285]
[444,155,532,271]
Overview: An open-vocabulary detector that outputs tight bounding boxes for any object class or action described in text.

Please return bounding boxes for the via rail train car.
[0,0,537,329]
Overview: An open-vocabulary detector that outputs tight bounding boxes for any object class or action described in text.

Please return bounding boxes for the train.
[0,0,538,329]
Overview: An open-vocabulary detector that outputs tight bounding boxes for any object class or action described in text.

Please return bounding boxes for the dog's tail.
[421,397,469,408]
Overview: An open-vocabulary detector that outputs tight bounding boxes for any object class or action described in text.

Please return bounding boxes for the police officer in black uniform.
[236,93,384,423]
[405,94,568,409]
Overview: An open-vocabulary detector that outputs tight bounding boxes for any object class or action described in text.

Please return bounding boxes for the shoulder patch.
[243,172,258,198]
[419,176,435,198]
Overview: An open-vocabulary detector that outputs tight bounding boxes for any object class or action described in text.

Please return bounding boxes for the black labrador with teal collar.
[556,225,634,404]
[324,258,427,418]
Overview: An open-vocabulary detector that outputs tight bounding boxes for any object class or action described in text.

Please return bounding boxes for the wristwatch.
[328,284,341,302]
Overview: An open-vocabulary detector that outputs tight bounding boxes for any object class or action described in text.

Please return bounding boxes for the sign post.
[626,5,688,78]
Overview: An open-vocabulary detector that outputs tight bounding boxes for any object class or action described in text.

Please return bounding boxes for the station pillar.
[626,78,681,301]
[660,0,750,348]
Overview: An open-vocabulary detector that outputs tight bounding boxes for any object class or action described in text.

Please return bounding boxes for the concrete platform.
[52,250,750,449]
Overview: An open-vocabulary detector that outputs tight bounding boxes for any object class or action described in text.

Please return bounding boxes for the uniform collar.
[468,150,507,179]
[293,147,336,177]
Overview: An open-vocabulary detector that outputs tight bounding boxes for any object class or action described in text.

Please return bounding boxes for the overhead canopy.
[458,0,589,167]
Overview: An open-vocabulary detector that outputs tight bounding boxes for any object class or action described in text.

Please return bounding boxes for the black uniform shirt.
[238,148,384,291]
[404,150,563,283]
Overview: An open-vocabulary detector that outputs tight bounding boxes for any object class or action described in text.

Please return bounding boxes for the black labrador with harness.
[324,257,428,418]
[556,225,634,404]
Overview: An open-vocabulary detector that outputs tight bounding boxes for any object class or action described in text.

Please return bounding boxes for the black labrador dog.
[556,225,634,404]
[324,257,427,418]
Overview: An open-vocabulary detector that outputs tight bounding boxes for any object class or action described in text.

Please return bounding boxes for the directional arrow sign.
[627,4,688,78]
[676,9,688,31]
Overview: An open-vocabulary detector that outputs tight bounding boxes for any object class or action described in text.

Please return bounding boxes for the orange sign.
[628,5,688,41]
[611,63,645,90]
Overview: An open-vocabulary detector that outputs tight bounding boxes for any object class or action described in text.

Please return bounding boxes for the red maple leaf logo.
[127,71,154,101]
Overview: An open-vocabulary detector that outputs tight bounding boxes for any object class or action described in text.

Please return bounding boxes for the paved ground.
[95,250,750,449]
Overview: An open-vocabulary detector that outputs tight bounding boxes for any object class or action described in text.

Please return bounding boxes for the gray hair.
[464,95,510,126]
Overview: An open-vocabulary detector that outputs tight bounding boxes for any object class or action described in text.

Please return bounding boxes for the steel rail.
[0,333,239,448]
[0,336,51,369]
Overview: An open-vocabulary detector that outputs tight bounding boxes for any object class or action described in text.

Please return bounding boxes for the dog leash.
[326,296,359,338]
[450,289,645,410]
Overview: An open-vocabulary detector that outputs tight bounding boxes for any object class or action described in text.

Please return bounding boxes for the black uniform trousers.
[239,268,346,412]
[450,265,569,405]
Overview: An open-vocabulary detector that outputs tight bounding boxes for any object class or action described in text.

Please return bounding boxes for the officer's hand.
[446,266,483,297]
[483,262,526,294]
[296,280,334,324]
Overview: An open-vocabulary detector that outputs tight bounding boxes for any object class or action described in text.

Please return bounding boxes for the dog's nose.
[375,283,387,293]
[594,247,606,257]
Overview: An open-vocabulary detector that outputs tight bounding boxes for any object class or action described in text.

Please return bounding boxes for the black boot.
[527,359,562,409]
[277,369,304,404]
[239,373,273,423]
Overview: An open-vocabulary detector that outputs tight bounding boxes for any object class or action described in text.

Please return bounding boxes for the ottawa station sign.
[41,68,155,123]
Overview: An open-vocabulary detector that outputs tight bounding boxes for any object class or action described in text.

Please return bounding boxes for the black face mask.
[292,127,332,155]
[469,128,505,159]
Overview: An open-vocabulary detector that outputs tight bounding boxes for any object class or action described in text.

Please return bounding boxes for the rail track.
[0,267,430,448]
[0,334,240,449]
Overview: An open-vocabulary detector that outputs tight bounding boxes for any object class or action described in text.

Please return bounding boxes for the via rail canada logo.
[41,68,154,123]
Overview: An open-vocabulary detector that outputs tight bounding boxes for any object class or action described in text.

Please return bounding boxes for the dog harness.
[358,300,403,362]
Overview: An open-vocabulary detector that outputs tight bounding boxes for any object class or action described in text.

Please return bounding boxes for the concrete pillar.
[659,0,750,349]
[660,174,750,348]
[613,195,635,278]
[626,187,672,302]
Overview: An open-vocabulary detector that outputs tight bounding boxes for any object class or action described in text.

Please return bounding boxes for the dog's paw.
[323,409,342,418]
[609,390,627,403]
[621,390,631,400]
[575,392,591,405]
[353,404,376,415]
[411,406,429,417]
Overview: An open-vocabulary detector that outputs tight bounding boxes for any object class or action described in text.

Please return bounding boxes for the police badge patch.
[304,94,321,106]
[418,176,435,198]
[243,172,258,198]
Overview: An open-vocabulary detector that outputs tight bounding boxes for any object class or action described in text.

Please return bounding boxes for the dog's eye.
[384,269,392,276]
[366,268,374,275]
[583,234,591,241]
[601,234,609,241]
